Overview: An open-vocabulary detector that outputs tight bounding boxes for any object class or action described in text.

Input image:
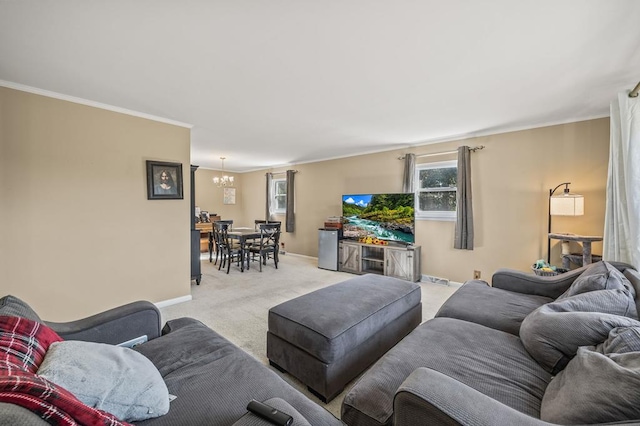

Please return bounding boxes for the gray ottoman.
[267,274,422,402]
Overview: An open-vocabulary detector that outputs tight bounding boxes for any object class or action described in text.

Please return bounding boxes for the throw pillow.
[558,261,636,303]
[520,289,640,374]
[599,326,640,354]
[0,315,62,373]
[37,340,170,422]
[540,342,640,424]
[0,295,42,323]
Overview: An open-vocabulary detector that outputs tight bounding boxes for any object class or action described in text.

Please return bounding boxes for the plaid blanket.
[0,314,61,374]
[0,315,132,426]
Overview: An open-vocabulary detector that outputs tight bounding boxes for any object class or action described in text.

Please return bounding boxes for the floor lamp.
[548,182,584,264]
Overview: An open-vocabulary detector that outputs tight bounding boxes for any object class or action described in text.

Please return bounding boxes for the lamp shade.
[550,193,584,216]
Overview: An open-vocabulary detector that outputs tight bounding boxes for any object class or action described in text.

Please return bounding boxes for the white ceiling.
[1,1,639,172]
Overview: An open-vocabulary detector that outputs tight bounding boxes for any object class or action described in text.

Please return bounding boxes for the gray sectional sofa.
[5,260,640,425]
[342,261,640,425]
[0,295,342,425]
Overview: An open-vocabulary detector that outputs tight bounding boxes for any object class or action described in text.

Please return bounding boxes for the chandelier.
[213,157,234,187]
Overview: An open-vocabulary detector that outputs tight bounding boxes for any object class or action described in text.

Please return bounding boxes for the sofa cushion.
[558,261,636,302]
[623,268,640,319]
[37,340,169,422]
[133,318,341,426]
[435,280,553,335]
[540,328,640,424]
[0,402,49,425]
[601,326,640,353]
[341,317,552,426]
[520,289,640,374]
[0,295,42,323]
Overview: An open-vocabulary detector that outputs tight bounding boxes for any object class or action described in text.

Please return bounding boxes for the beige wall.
[194,168,245,224]
[2,86,608,319]
[222,118,610,283]
[0,87,192,321]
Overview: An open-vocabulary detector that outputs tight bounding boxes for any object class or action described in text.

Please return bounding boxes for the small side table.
[548,233,603,269]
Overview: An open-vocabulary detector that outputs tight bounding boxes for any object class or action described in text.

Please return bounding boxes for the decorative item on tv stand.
[324,216,343,230]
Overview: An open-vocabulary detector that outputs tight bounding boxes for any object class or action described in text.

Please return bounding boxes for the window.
[271,178,287,214]
[415,160,457,220]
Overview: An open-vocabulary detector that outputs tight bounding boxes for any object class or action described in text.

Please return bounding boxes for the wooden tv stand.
[339,240,421,282]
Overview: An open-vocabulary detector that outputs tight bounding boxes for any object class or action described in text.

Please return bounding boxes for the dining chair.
[247,223,281,272]
[247,221,282,266]
[247,220,278,257]
[211,220,234,265]
[217,222,243,274]
[254,220,281,230]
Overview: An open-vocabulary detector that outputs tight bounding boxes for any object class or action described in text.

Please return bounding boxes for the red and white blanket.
[0,315,131,426]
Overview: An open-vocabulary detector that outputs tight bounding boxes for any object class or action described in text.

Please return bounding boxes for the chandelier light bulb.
[213,157,234,187]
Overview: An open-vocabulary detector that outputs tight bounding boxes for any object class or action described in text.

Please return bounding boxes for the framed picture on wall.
[223,187,236,205]
[146,160,184,200]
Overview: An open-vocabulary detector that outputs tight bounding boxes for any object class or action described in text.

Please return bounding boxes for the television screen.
[341,193,415,244]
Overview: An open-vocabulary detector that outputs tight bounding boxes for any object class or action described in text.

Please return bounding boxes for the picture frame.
[146,160,184,200]
[223,187,236,205]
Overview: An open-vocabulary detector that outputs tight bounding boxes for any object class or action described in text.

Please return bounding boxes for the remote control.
[246,400,293,426]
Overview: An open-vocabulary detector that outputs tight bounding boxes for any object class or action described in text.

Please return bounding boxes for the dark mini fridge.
[318,228,340,271]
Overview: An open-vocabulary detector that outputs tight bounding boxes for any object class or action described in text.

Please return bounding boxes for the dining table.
[209,227,262,272]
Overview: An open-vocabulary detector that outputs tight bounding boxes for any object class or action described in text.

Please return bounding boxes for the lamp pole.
[548,182,570,264]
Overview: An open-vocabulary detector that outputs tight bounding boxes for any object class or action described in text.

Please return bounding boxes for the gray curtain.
[265,172,273,220]
[402,153,416,193]
[285,170,295,233]
[454,146,474,250]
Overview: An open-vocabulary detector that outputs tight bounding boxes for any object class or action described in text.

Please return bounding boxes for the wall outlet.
[473,270,481,280]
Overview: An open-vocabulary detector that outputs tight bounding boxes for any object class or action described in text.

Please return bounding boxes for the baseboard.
[421,274,463,287]
[155,295,192,308]
[286,252,317,260]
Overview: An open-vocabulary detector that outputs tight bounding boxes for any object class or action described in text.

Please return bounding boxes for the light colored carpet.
[160,253,460,418]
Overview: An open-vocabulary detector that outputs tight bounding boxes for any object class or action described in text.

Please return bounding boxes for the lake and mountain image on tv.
[342,193,415,244]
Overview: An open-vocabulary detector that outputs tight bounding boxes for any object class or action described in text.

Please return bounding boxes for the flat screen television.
[341,193,415,244]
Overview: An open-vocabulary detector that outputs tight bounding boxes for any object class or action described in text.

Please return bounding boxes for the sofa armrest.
[44,300,162,345]
[231,398,313,426]
[394,368,550,426]
[492,261,638,299]
[491,268,584,299]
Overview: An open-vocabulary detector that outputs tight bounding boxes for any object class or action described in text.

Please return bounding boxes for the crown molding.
[235,114,609,174]
[0,80,193,129]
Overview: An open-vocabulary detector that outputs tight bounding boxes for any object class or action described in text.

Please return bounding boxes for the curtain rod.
[630,81,640,98]
[398,145,485,160]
